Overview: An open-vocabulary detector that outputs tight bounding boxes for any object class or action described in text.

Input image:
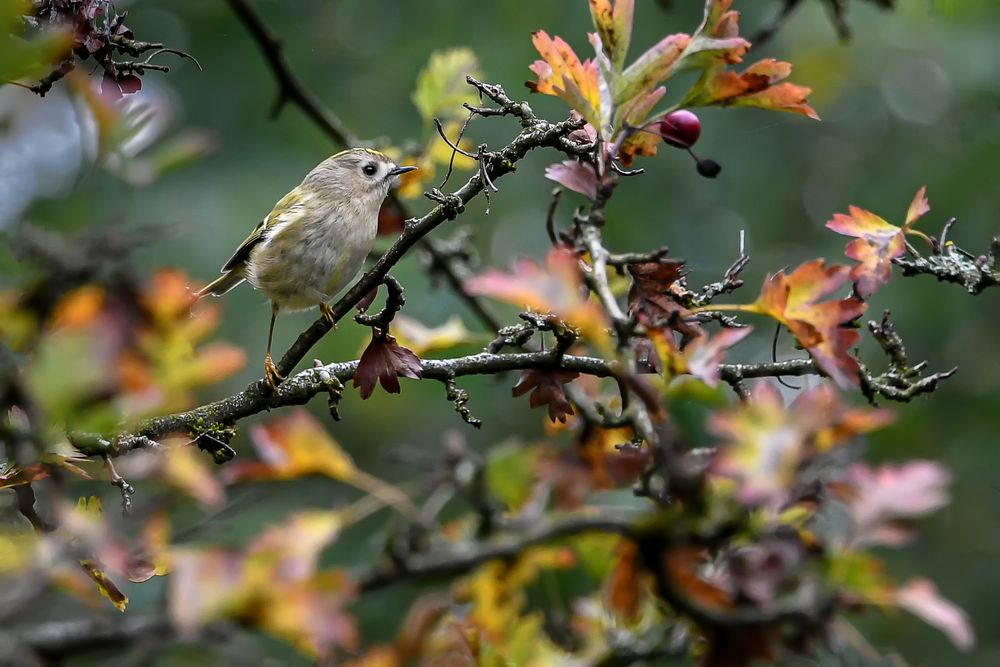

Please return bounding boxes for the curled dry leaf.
[512,368,580,424]
[353,332,423,399]
[626,260,696,336]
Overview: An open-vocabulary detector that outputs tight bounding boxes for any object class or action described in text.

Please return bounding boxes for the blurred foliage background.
[4,0,1000,664]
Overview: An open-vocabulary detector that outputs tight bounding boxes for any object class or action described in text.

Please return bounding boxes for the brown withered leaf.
[353,333,422,399]
[512,368,580,423]
[626,260,697,335]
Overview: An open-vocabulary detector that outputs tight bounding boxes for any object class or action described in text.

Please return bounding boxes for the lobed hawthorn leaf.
[750,259,866,388]
[681,58,819,119]
[675,0,749,72]
[527,30,602,129]
[353,332,422,399]
[616,33,689,107]
[644,326,751,387]
[826,186,930,298]
[512,368,580,424]
[677,326,752,387]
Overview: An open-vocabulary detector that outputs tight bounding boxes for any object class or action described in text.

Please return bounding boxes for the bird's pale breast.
[245,205,377,312]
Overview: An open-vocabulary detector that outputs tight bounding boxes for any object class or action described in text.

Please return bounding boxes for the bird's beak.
[388,165,418,176]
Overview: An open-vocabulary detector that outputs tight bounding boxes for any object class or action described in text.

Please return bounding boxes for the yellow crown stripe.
[331,147,386,160]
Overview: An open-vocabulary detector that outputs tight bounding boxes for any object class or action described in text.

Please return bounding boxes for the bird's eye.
[362,163,378,176]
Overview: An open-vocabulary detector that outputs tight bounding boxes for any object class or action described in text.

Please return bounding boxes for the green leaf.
[616,33,689,106]
[485,441,539,511]
[412,48,481,124]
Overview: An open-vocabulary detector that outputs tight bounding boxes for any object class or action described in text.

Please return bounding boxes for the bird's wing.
[219,190,310,273]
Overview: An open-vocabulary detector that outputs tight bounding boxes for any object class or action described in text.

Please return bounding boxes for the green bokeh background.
[9,0,1000,664]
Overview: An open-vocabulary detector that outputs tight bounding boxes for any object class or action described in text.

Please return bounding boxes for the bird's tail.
[197,272,245,298]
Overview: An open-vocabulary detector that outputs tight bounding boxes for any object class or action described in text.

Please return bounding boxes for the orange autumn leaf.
[605,540,647,623]
[682,58,819,119]
[826,186,930,298]
[50,286,106,330]
[527,30,602,129]
[661,545,733,612]
[750,260,865,388]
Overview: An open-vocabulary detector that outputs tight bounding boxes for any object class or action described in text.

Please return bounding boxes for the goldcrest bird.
[198,148,417,389]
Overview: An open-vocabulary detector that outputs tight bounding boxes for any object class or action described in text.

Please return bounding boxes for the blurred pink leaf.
[895,578,974,651]
[545,160,597,199]
[845,461,951,548]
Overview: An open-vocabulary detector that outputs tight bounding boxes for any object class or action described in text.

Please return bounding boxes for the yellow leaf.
[232,410,357,482]
[80,559,128,612]
[391,314,474,356]
[162,442,224,508]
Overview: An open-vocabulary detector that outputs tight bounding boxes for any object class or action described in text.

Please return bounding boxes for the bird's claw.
[320,303,337,328]
[264,354,284,390]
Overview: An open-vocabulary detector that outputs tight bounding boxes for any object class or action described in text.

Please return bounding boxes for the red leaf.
[352,333,422,399]
[118,74,142,95]
[512,368,579,423]
[544,160,598,199]
[377,198,406,236]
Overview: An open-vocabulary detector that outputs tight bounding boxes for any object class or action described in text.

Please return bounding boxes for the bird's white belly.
[246,212,376,312]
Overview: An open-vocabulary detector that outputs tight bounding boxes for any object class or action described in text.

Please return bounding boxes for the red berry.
[657,110,701,149]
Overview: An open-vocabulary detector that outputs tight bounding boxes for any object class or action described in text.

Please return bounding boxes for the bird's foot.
[320,303,337,328]
[264,354,284,390]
